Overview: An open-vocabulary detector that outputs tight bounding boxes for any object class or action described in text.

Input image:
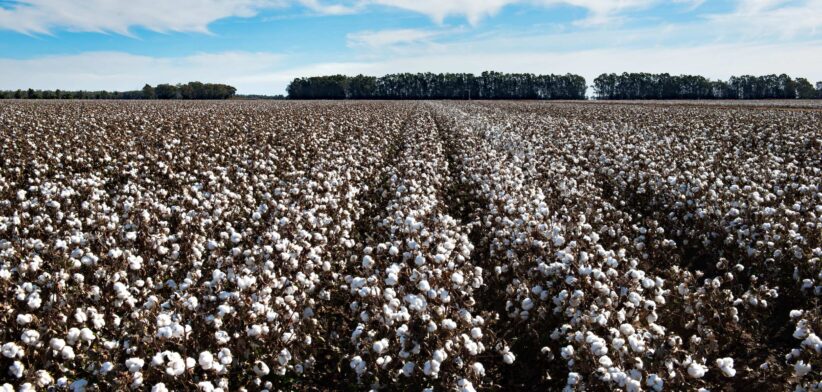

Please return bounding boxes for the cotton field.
[0,100,820,391]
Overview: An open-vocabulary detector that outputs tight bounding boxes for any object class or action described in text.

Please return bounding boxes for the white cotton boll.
[502,351,515,364]
[9,361,24,378]
[197,381,215,392]
[61,346,75,360]
[2,343,23,359]
[402,361,414,377]
[218,348,232,365]
[214,331,230,345]
[230,232,242,244]
[599,355,613,367]
[80,328,95,342]
[442,319,457,330]
[802,333,822,353]
[715,357,735,377]
[373,339,389,354]
[471,327,483,339]
[789,310,804,319]
[125,231,137,241]
[521,298,534,311]
[362,255,374,269]
[50,338,66,352]
[433,349,448,363]
[253,361,270,376]
[619,324,636,336]
[646,373,663,391]
[389,246,399,256]
[424,359,441,376]
[164,352,186,376]
[385,273,399,286]
[418,280,431,292]
[151,383,168,392]
[199,351,214,370]
[127,255,143,270]
[350,356,366,375]
[278,349,292,366]
[99,361,114,374]
[21,330,40,345]
[471,362,485,376]
[794,360,812,377]
[457,378,476,392]
[451,271,464,285]
[687,361,708,378]
[567,372,580,385]
[415,255,426,266]
[16,314,33,325]
[126,358,144,373]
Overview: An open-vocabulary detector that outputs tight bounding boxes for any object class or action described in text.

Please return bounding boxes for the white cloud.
[708,0,822,37]
[367,0,657,25]
[0,0,284,34]
[0,0,664,34]
[298,0,360,15]
[368,0,513,25]
[0,51,286,93]
[347,28,443,48]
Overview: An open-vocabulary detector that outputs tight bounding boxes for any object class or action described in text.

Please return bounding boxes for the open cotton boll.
[794,360,812,377]
[372,339,389,354]
[350,356,366,375]
[198,351,214,370]
[715,357,736,377]
[687,361,708,378]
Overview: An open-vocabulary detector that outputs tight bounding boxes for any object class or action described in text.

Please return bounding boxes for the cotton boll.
[442,319,457,330]
[9,361,24,378]
[199,351,214,370]
[60,346,75,361]
[253,361,270,376]
[362,255,374,269]
[16,314,33,325]
[350,356,366,375]
[471,362,485,376]
[217,348,232,365]
[715,357,735,377]
[1,343,23,359]
[502,350,515,364]
[457,378,476,392]
[794,360,812,377]
[21,330,40,345]
[278,349,292,366]
[373,339,389,354]
[687,361,708,378]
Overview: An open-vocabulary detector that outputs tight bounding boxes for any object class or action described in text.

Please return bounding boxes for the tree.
[142,84,156,99]
[155,84,178,99]
[795,78,816,99]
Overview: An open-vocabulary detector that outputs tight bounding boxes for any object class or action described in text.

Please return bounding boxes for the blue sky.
[0,0,820,94]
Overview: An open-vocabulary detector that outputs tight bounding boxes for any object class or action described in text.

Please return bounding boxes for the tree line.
[0,82,237,100]
[287,72,588,100]
[593,73,822,100]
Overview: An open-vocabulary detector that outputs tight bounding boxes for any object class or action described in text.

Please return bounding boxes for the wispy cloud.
[0,51,286,92]
[707,0,822,38]
[0,0,286,35]
[0,0,681,34]
[346,28,444,48]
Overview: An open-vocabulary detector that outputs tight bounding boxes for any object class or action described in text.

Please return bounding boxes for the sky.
[0,0,821,95]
